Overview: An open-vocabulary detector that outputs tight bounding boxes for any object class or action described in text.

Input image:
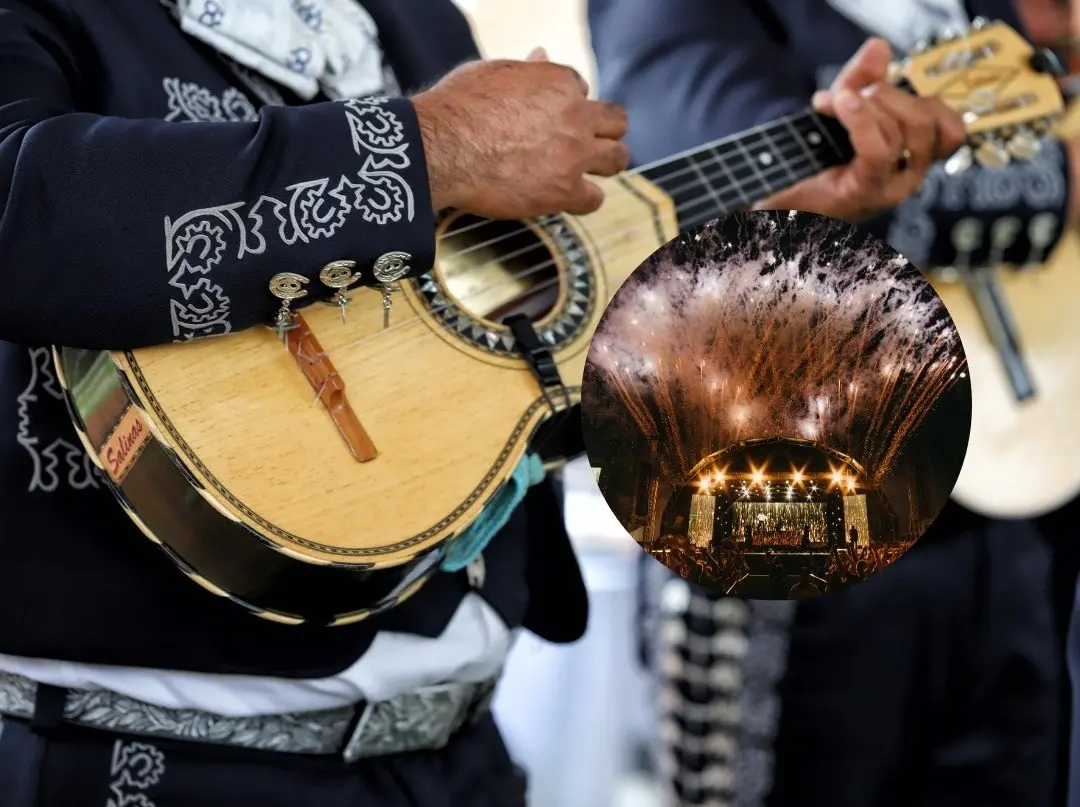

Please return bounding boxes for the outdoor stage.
[666,437,899,549]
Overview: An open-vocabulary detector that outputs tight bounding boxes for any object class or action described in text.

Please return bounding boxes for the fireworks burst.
[584,210,969,483]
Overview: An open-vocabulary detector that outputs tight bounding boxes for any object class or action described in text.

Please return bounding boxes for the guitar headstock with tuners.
[891,18,1066,174]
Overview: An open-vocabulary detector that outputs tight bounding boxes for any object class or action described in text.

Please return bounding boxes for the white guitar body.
[934,231,1080,518]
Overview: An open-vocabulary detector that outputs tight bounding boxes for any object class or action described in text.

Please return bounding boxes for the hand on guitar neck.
[756,37,967,222]
[1013,0,1080,226]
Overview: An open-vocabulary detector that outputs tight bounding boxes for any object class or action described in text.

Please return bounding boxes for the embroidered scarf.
[825,0,971,51]
[176,0,399,100]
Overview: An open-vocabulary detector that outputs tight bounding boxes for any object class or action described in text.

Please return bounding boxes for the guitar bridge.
[504,314,571,415]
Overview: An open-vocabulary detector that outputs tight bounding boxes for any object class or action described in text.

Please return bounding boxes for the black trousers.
[0,712,528,806]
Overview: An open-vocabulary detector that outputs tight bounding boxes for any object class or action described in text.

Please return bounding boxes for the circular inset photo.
[582,210,971,599]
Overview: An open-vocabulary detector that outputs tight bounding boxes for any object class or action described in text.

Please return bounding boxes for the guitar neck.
[637,109,853,231]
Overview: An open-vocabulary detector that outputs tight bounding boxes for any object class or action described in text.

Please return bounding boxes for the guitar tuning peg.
[939,27,960,42]
[975,138,1011,169]
[970,16,991,30]
[1031,114,1062,135]
[1006,127,1042,161]
[1030,48,1066,77]
[944,145,974,176]
[885,60,911,85]
[913,38,932,53]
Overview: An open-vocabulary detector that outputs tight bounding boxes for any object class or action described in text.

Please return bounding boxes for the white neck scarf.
[177,0,399,101]
[826,0,971,51]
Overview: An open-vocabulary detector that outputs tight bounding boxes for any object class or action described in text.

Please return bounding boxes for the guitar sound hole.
[435,213,562,327]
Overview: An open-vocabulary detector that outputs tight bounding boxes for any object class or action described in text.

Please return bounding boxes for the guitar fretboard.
[638,110,854,231]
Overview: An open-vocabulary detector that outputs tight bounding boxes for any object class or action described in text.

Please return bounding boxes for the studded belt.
[0,671,497,763]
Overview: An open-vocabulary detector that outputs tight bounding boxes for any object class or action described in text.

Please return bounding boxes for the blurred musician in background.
[590,0,1069,804]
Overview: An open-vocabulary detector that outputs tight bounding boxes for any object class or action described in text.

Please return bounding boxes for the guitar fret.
[783,117,823,175]
[807,111,852,163]
[687,154,728,213]
[809,111,838,154]
[724,141,763,191]
[747,129,817,176]
[761,126,800,187]
[731,135,774,199]
[706,147,750,204]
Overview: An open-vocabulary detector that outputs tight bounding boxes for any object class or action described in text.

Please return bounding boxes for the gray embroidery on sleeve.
[164,97,414,340]
[162,78,259,123]
[17,347,101,493]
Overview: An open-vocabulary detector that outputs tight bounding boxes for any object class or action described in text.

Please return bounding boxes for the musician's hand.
[1012,0,1072,47]
[755,38,966,222]
[413,49,630,218]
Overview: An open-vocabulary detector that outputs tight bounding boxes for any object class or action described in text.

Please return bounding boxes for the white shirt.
[0,455,607,717]
[0,593,512,717]
[825,0,970,50]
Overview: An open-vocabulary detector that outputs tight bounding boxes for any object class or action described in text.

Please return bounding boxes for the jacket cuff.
[186,97,437,339]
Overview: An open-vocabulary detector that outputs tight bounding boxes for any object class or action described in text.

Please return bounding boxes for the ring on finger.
[896,147,912,172]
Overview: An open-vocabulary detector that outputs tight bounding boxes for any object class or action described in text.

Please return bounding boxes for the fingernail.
[836,90,860,111]
[526,46,548,61]
[811,90,830,108]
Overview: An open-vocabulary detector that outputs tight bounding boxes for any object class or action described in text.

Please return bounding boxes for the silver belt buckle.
[341,682,484,763]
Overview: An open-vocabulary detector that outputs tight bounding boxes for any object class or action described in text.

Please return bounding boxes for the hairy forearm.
[412,91,463,213]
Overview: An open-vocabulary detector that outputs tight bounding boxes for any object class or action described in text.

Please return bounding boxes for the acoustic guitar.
[53,20,1062,625]
[931,104,1080,518]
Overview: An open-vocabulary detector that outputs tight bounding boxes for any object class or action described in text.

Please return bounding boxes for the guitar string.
[427,108,822,245]
[400,138,822,323]
[311,150,822,365]
[385,114,1042,343]
[425,109,834,263]
[420,130,823,288]
[426,86,1063,265]
[304,148,824,366]
[403,20,1045,258]
[314,128,828,347]
[418,78,1058,267]
[334,146,818,321]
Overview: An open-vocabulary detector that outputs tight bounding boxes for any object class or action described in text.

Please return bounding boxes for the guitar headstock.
[892,18,1065,174]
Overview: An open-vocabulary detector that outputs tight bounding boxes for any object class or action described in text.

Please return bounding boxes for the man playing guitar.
[0,1,960,805]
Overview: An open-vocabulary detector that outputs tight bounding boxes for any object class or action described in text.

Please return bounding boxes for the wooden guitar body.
[56,174,676,625]
[932,232,1080,517]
